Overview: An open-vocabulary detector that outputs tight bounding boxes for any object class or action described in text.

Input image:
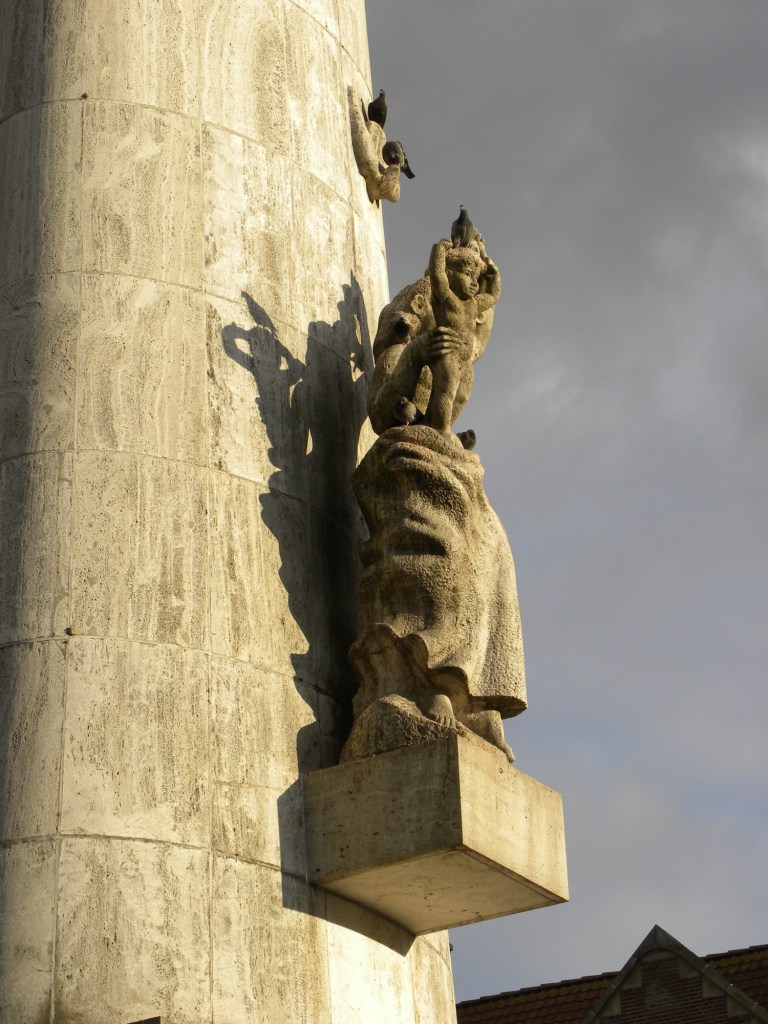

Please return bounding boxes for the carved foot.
[422,692,457,729]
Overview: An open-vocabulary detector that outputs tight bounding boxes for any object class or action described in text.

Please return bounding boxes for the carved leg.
[424,356,460,433]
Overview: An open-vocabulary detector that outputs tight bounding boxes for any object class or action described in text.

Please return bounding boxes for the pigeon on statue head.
[367,89,387,127]
[451,204,478,248]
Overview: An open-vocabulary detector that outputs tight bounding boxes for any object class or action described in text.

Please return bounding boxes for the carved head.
[445,247,484,299]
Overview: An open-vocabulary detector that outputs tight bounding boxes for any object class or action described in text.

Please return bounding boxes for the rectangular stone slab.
[302,735,568,935]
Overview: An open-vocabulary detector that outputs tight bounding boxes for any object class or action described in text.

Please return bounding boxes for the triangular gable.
[582,925,768,1023]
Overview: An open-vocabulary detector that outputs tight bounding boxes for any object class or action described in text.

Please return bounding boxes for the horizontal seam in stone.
[0,100,380,236]
[0,635,351,702]
[207,463,364,533]
[203,288,381,373]
[0,446,365,535]
[0,265,201,296]
[0,95,86,131]
[0,832,309,876]
[0,255,386,327]
[0,90,378,223]
[201,114,362,215]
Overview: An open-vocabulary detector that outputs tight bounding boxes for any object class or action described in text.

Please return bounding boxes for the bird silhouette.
[367,90,387,127]
[394,397,423,426]
[457,429,477,451]
[382,140,415,179]
[451,204,478,248]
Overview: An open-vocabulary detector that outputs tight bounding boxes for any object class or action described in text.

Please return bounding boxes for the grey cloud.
[365,0,768,1001]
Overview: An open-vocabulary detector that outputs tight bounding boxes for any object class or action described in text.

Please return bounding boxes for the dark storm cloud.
[365,0,768,1000]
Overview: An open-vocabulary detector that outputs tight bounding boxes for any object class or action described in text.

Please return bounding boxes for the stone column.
[0,0,457,1021]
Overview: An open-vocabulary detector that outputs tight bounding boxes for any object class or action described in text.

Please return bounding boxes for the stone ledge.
[302,735,568,935]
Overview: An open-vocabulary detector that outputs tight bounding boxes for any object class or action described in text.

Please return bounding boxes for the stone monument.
[0,0,565,1020]
[303,221,567,933]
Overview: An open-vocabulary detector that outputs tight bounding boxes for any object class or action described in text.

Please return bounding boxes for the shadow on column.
[220,274,382,888]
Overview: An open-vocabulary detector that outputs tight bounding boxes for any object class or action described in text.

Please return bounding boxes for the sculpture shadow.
[222,279,399,934]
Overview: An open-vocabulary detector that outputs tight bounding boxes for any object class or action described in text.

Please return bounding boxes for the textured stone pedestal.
[303,735,568,935]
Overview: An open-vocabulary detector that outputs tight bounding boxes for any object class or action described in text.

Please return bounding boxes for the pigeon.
[382,141,415,179]
[451,205,478,248]
[367,90,387,127]
[394,397,423,426]
[457,429,476,451]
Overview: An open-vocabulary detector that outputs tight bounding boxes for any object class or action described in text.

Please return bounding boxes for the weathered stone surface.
[291,164,357,331]
[203,125,294,316]
[209,289,372,528]
[0,452,72,645]
[0,0,85,122]
[213,858,331,1024]
[82,102,202,288]
[0,102,82,285]
[0,841,56,1023]
[208,474,359,695]
[77,275,207,462]
[201,0,290,154]
[0,640,65,842]
[351,179,390,311]
[211,657,345,873]
[284,3,348,196]
[56,838,210,1024]
[0,273,78,461]
[61,637,210,844]
[212,658,315,791]
[291,0,340,38]
[326,895,416,1024]
[86,0,198,114]
[70,451,208,647]
[410,935,459,1024]
[213,776,305,876]
[304,735,568,934]
[338,0,373,84]
[208,471,306,666]
[207,294,300,488]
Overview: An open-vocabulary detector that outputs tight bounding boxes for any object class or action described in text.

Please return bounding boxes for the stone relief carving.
[342,218,526,765]
[349,87,414,205]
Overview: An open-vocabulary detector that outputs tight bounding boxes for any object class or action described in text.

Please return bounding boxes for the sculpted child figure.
[366,235,501,439]
[424,238,500,432]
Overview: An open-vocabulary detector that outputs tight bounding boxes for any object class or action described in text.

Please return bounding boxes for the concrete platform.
[302,734,568,935]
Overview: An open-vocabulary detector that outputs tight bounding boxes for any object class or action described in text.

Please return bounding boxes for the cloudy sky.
[364,0,768,1003]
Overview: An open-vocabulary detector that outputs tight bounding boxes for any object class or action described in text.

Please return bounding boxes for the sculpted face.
[449,267,480,299]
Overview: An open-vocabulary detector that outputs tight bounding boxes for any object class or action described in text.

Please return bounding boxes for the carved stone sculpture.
[342,229,526,764]
[349,87,409,204]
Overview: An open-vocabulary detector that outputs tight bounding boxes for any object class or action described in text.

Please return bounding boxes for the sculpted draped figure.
[342,222,527,764]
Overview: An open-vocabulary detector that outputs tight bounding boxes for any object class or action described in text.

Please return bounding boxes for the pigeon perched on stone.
[394,397,422,426]
[457,429,476,451]
[367,90,387,127]
[382,141,415,179]
[451,205,478,248]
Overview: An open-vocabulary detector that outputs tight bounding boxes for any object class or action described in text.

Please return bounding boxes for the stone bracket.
[302,735,568,935]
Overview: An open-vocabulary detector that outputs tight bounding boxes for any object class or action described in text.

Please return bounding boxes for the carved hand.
[412,326,464,364]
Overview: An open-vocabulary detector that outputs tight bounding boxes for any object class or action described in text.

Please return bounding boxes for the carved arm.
[428,239,452,302]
